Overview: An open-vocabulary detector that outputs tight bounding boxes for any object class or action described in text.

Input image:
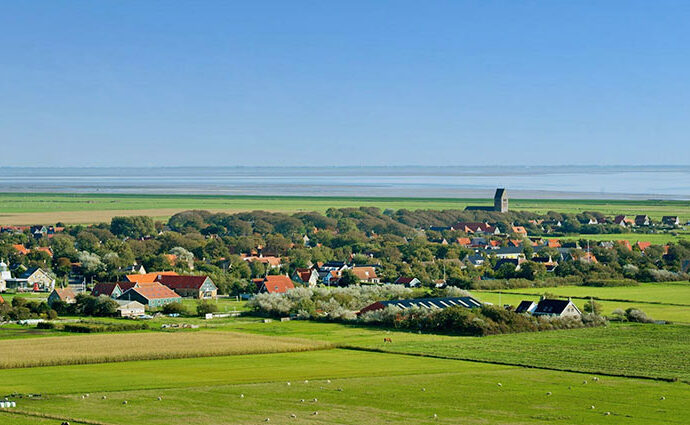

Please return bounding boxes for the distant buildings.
[465,188,508,213]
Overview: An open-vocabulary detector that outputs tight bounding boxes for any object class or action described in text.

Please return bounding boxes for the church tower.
[494,188,508,212]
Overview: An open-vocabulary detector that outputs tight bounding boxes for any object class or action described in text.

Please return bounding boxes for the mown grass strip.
[0,409,113,425]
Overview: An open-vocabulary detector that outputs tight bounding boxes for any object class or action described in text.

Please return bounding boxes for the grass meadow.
[1,192,689,224]
[1,349,688,425]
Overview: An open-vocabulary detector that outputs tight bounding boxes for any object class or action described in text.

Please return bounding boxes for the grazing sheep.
[583,380,588,384]
[421,388,426,392]
[157,397,162,401]
[312,411,318,416]
[287,382,291,386]
[604,412,611,416]
[122,401,128,405]
[593,377,599,382]
[304,380,309,384]
[240,394,244,399]
[590,405,595,410]
[300,399,305,403]
[546,392,552,396]
[290,413,296,418]
[337,388,343,392]
[326,380,331,384]
[61,422,70,425]
[497,383,502,387]
[264,418,270,422]
[312,398,318,403]
[433,413,438,419]
[85,394,89,398]
[660,396,666,400]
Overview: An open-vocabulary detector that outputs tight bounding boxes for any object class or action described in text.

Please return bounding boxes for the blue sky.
[1,1,689,167]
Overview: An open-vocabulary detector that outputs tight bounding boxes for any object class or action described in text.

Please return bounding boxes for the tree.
[338,269,360,286]
[196,299,218,316]
[78,251,105,277]
[110,216,155,239]
[583,299,602,315]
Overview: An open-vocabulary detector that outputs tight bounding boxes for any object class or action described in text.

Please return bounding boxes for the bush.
[583,300,603,314]
[625,308,654,323]
[196,300,219,316]
[161,302,189,315]
[61,321,149,333]
[583,279,639,287]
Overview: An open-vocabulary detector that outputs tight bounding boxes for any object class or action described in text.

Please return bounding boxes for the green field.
[0,192,689,224]
[559,232,690,244]
[1,349,688,425]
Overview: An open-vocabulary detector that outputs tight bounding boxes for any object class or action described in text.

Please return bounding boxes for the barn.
[155,275,218,299]
[358,296,482,315]
[118,283,181,308]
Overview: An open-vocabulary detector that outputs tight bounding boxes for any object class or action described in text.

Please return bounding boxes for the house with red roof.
[636,241,652,252]
[511,226,528,236]
[292,268,319,286]
[48,287,77,306]
[616,240,633,251]
[546,239,561,248]
[91,282,126,298]
[125,271,178,283]
[255,275,294,294]
[155,274,217,298]
[118,283,181,308]
[351,266,380,283]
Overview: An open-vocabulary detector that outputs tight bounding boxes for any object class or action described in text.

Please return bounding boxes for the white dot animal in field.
[337,388,343,392]
[421,388,426,392]
[433,413,438,419]
[590,405,595,410]
[546,392,552,396]
[300,399,305,403]
[660,396,665,400]
[304,380,309,384]
[312,411,318,416]
[497,383,502,387]
[290,414,296,418]
[312,398,318,403]
[122,400,128,405]
[157,397,162,401]
[85,394,89,398]
[604,412,611,416]
[583,380,588,384]
[102,396,107,400]
[287,382,291,386]
[265,418,270,422]
[240,394,244,399]
[593,377,599,382]
[326,379,331,384]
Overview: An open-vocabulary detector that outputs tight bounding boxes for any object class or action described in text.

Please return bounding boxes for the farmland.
[1,349,688,425]
[1,192,689,224]
[0,331,329,369]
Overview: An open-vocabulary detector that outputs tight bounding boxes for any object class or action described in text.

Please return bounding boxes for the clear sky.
[1,1,689,167]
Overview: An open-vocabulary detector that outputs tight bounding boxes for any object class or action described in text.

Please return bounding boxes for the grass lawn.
[494,282,690,305]
[558,232,690,244]
[473,291,690,323]
[0,349,687,425]
[0,192,688,224]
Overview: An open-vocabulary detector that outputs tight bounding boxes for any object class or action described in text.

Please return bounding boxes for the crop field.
[0,331,329,369]
[0,192,689,224]
[0,349,688,425]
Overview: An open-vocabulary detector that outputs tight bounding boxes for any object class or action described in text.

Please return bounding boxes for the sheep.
[290,413,296,418]
[240,394,244,399]
[593,377,599,382]
[421,388,426,392]
[157,397,162,401]
[590,405,595,410]
[326,379,331,384]
[312,398,318,403]
[433,413,438,419]
[660,396,666,400]
[312,411,318,416]
[583,380,588,384]
[264,418,270,422]
[102,396,107,400]
[604,412,611,416]
[546,392,552,396]
[300,399,305,403]
[497,383,502,387]
[304,380,309,384]
[337,388,343,392]
[287,382,291,386]
[122,400,128,405]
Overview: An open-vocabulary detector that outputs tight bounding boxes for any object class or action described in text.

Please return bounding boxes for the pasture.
[0,349,688,425]
[0,192,689,224]
[558,232,690,244]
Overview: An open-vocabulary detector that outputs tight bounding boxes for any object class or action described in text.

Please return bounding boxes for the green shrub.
[161,302,189,315]
[196,299,219,316]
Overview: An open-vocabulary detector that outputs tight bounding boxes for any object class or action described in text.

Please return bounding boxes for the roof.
[126,271,178,283]
[456,237,471,246]
[52,287,76,301]
[515,300,536,313]
[12,244,30,255]
[294,268,314,282]
[258,275,295,293]
[122,283,181,300]
[636,241,652,251]
[533,299,578,315]
[378,296,482,310]
[156,274,212,290]
[242,255,282,267]
[351,266,378,281]
[91,282,121,297]
[511,226,527,235]
[394,277,418,284]
[494,188,506,199]
[18,267,46,279]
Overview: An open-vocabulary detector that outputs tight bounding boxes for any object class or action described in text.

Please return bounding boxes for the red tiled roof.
[512,226,528,235]
[53,287,76,301]
[637,241,652,251]
[456,237,472,246]
[156,275,210,290]
[257,275,294,293]
[126,271,178,283]
[127,283,181,300]
[91,282,120,297]
[295,268,313,282]
[394,277,416,284]
[547,239,561,248]
[12,244,30,255]
[351,266,378,281]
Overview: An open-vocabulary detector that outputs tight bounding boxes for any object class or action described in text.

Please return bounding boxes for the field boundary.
[339,345,688,385]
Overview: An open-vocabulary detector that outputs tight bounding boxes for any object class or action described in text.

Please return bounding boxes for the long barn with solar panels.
[358,296,482,316]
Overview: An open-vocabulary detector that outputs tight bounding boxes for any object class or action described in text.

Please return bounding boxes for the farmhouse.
[47,287,77,306]
[634,215,651,226]
[661,216,680,226]
[532,299,582,319]
[515,300,537,314]
[394,277,421,287]
[465,188,508,213]
[255,275,295,294]
[118,283,181,308]
[452,222,500,235]
[5,267,55,291]
[155,275,218,299]
[292,268,319,286]
[115,300,146,317]
[351,266,380,283]
[91,282,124,298]
[359,296,482,315]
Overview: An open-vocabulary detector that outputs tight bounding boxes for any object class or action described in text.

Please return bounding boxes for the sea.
[0,166,688,200]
